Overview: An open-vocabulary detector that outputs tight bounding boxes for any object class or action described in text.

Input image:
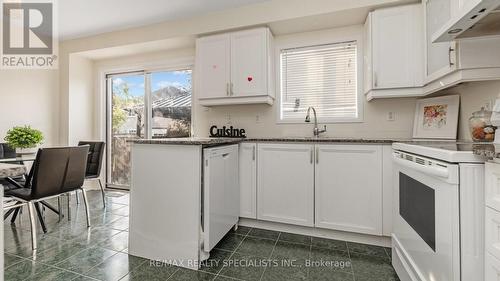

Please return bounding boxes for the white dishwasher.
[203,144,239,252]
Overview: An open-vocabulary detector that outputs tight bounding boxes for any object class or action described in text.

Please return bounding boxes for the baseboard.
[238,218,391,247]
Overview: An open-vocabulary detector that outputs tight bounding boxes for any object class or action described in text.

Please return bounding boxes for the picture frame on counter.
[412,95,460,140]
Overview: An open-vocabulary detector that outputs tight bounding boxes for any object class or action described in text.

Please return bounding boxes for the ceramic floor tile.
[200,248,233,274]
[347,242,388,259]
[84,252,147,281]
[350,253,399,281]
[271,241,310,260]
[311,237,348,252]
[214,234,245,252]
[235,236,276,258]
[55,246,118,274]
[307,267,355,281]
[108,217,129,231]
[4,259,48,281]
[260,260,309,281]
[29,241,89,265]
[278,232,312,245]
[168,267,216,281]
[219,252,269,281]
[4,253,24,269]
[247,228,280,240]
[119,261,178,281]
[23,266,82,281]
[99,231,129,252]
[309,247,352,274]
[229,225,252,236]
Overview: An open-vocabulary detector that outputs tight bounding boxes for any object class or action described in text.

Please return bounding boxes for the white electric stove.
[391,141,486,281]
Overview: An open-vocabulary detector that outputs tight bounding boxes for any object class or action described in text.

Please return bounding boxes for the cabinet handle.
[374,72,378,88]
[310,149,313,164]
[252,146,256,161]
[230,82,234,96]
[316,147,319,164]
[448,47,455,67]
[226,83,230,96]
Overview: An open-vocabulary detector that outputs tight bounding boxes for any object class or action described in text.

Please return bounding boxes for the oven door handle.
[393,156,449,179]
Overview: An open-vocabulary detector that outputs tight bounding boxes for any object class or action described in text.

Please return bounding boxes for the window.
[107,69,192,189]
[279,41,360,123]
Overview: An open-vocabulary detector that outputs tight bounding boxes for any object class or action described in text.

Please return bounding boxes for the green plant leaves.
[4,125,44,149]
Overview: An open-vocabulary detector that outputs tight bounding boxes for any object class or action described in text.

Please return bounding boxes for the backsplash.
[194,80,500,140]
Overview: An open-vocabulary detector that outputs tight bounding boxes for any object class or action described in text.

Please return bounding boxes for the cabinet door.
[425,0,457,82]
[239,143,256,219]
[195,34,231,99]
[230,28,268,97]
[257,143,314,227]
[485,162,500,212]
[315,144,383,235]
[486,252,500,281]
[372,5,421,88]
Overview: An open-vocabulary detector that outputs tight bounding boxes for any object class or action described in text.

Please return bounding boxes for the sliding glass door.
[107,69,192,189]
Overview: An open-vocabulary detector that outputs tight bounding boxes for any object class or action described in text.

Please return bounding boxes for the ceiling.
[58,0,269,40]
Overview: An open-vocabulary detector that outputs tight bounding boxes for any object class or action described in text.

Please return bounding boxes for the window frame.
[275,31,364,124]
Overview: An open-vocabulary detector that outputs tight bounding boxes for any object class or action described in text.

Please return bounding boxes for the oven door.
[392,150,460,281]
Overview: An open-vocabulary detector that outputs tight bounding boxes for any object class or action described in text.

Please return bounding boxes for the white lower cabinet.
[315,145,383,235]
[239,143,257,219]
[257,143,315,227]
[486,252,500,281]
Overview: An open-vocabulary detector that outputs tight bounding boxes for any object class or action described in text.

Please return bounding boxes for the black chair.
[4,146,91,250]
[78,141,106,207]
[0,143,16,159]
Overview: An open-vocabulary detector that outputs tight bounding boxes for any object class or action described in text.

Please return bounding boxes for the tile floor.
[3,190,399,281]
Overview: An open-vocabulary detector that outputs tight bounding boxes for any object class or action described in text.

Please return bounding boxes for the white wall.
[0,70,59,146]
[445,80,500,141]
[194,26,418,139]
[68,55,95,145]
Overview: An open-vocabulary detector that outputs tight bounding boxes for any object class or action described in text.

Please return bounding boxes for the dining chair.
[4,145,91,250]
[78,141,106,207]
[0,143,16,159]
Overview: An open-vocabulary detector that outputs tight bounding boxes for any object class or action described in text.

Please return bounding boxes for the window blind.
[280,41,358,122]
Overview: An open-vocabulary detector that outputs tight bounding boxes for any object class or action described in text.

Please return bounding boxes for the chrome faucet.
[305,106,327,137]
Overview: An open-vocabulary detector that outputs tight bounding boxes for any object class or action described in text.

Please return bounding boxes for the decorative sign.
[210,126,246,138]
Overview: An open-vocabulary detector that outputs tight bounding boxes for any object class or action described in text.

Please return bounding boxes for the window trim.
[274,31,364,124]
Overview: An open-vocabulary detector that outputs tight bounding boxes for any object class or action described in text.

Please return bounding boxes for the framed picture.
[413,95,460,140]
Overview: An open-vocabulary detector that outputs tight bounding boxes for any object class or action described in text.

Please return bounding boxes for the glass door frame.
[105,65,194,190]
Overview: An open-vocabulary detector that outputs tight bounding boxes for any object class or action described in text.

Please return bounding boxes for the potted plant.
[4,126,44,155]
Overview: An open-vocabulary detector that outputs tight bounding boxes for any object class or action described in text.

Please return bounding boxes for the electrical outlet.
[255,115,261,124]
[387,112,395,121]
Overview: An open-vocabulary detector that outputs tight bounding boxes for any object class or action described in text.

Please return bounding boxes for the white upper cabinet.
[364,4,424,100]
[424,0,500,94]
[231,29,269,98]
[425,0,457,82]
[314,145,383,235]
[239,143,257,219]
[257,143,314,227]
[195,34,231,99]
[196,27,274,106]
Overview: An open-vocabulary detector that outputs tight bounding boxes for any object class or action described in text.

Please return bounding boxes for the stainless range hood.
[433,0,500,42]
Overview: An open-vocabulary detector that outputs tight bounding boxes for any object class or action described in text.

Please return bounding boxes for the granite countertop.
[472,143,500,159]
[131,137,243,147]
[131,137,408,146]
[244,137,408,143]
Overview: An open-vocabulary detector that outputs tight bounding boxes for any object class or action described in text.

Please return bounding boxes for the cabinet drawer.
[486,207,500,260]
[485,162,500,211]
[486,252,500,281]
